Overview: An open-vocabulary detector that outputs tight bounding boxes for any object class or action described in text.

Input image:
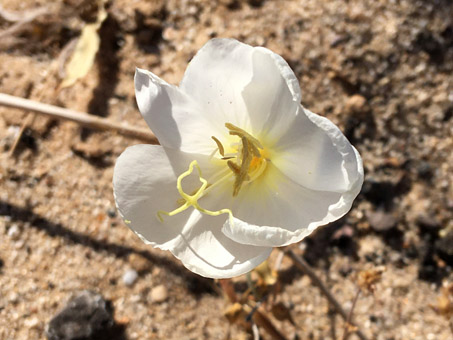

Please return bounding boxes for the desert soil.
[0,0,452,339]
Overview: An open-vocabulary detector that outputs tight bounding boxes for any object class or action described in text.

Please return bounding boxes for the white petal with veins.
[243,47,301,142]
[271,106,363,192]
[180,39,254,133]
[135,68,218,155]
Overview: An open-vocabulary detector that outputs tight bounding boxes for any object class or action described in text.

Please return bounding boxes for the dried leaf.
[59,0,107,89]
[254,260,278,287]
[224,303,246,324]
[357,266,385,294]
[431,282,453,318]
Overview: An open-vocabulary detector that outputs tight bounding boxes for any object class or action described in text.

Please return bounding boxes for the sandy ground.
[1,0,452,339]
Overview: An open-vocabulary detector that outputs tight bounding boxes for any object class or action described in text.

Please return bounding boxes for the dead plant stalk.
[0,93,158,143]
[285,249,370,340]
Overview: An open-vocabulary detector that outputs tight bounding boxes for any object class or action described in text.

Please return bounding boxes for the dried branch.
[342,289,362,340]
[250,307,288,340]
[285,249,370,340]
[0,4,48,23]
[0,93,158,143]
[0,5,49,40]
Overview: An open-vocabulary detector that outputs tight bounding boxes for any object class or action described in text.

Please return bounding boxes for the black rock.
[46,291,116,340]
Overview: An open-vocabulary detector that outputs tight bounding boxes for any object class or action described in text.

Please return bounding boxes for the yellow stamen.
[157,160,233,224]
[223,124,267,196]
[211,136,225,156]
[225,123,263,151]
[233,136,253,196]
[227,160,241,175]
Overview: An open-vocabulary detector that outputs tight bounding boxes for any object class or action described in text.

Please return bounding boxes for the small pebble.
[151,285,168,303]
[106,208,117,218]
[345,94,368,116]
[367,210,397,232]
[122,269,138,286]
[24,317,40,329]
[128,253,151,273]
[7,224,20,239]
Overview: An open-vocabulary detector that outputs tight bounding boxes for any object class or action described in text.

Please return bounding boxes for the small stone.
[367,210,397,232]
[128,253,151,273]
[7,224,20,240]
[106,208,117,218]
[150,285,168,303]
[345,94,368,117]
[122,269,138,286]
[25,317,40,329]
[46,290,115,340]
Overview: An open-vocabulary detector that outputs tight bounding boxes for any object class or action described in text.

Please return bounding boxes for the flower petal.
[135,68,218,154]
[271,106,364,192]
[113,144,272,278]
[242,47,301,141]
[221,160,363,247]
[179,38,254,131]
[113,144,193,250]
[171,210,272,279]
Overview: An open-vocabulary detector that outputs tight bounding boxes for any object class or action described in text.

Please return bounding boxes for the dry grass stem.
[286,249,370,340]
[342,289,362,340]
[0,5,49,42]
[0,93,158,143]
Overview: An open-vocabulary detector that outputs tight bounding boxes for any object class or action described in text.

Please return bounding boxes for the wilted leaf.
[254,260,278,287]
[224,302,246,324]
[59,0,107,89]
[431,282,453,318]
[357,266,385,294]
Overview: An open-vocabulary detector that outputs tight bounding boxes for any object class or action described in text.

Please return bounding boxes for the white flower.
[113,38,364,279]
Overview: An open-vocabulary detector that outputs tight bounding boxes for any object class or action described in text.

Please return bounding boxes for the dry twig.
[342,289,362,340]
[285,249,370,340]
[0,93,158,143]
[249,306,288,340]
[0,5,49,41]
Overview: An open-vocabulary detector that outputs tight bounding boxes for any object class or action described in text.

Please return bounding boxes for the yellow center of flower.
[157,123,268,222]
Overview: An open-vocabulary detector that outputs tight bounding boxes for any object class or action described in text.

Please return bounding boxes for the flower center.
[216,123,268,196]
[156,123,268,223]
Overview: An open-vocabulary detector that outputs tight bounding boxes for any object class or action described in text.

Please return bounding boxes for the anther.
[211,136,225,156]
